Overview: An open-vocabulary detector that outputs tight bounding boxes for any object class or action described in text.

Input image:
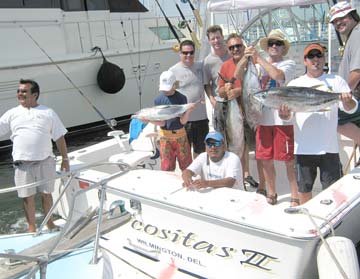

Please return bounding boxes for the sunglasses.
[267,40,284,47]
[16,89,28,93]
[181,51,195,56]
[206,141,222,148]
[306,53,324,59]
[228,44,243,51]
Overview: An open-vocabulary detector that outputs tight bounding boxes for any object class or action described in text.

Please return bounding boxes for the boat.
[0,0,194,149]
[0,117,359,278]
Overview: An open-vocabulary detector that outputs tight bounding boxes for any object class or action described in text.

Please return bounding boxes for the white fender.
[317,236,359,279]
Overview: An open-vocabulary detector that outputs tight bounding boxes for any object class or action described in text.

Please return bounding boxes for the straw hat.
[259,29,290,56]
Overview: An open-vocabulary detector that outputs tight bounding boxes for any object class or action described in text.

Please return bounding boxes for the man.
[141,71,195,171]
[0,79,69,232]
[236,29,298,206]
[170,40,209,158]
[281,43,358,204]
[330,1,360,148]
[203,25,231,124]
[182,131,242,189]
[217,33,259,189]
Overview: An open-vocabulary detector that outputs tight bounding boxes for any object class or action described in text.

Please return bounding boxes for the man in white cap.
[141,71,195,171]
[330,1,360,149]
[182,130,242,189]
[236,29,298,206]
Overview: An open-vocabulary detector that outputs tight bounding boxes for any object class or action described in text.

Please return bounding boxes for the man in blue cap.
[182,131,242,189]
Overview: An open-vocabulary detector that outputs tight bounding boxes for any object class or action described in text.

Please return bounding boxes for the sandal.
[267,193,278,205]
[244,176,259,188]
[290,198,300,207]
[256,188,267,197]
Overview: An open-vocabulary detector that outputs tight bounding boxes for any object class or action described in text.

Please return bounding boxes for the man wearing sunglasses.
[329,1,360,152]
[237,29,298,206]
[182,131,242,190]
[0,79,69,232]
[280,43,358,205]
[170,40,208,159]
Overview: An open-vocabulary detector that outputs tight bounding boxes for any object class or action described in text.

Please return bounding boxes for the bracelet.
[62,158,69,161]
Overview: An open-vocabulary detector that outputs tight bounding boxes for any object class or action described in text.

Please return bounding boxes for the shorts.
[338,106,360,127]
[295,153,343,193]
[255,125,294,161]
[14,156,56,198]
[185,119,209,154]
[159,128,192,171]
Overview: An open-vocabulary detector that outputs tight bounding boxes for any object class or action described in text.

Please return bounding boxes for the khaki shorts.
[14,156,56,198]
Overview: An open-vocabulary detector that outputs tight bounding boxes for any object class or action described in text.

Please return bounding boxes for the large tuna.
[252,86,341,112]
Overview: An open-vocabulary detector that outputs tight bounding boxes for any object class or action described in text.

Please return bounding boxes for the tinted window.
[86,0,107,10]
[0,0,60,8]
[60,0,84,11]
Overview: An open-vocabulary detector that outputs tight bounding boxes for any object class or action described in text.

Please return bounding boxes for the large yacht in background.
[0,0,192,148]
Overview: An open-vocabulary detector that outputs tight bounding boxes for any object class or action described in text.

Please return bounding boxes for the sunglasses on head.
[267,40,284,47]
[228,44,243,51]
[181,50,195,56]
[206,141,222,148]
[306,53,324,59]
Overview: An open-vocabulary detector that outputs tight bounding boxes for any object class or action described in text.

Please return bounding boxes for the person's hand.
[190,179,208,189]
[187,103,197,112]
[61,159,70,172]
[182,170,193,188]
[139,117,150,124]
[244,46,258,61]
[340,92,356,111]
[278,104,291,120]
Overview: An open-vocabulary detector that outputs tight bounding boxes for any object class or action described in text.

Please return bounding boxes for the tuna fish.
[131,103,195,121]
[252,86,341,112]
[226,99,244,156]
[242,59,262,129]
[217,73,244,156]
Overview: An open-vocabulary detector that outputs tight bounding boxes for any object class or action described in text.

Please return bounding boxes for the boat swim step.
[0,211,131,279]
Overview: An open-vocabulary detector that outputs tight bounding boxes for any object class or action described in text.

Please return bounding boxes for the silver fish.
[252,86,341,112]
[242,59,262,129]
[131,103,194,121]
[226,99,244,156]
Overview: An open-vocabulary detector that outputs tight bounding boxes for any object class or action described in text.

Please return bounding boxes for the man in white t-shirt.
[0,79,69,232]
[182,131,242,190]
[280,44,358,204]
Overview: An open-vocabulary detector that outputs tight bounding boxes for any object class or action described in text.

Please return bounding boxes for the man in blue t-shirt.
[142,71,195,171]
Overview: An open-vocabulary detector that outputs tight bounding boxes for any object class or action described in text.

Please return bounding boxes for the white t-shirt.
[169,62,208,122]
[287,74,357,155]
[257,59,296,125]
[187,151,243,189]
[0,105,67,161]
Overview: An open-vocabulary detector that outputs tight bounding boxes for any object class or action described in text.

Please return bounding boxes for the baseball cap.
[204,131,224,142]
[303,43,325,57]
[329,1,356,23]
[159,71,176,91]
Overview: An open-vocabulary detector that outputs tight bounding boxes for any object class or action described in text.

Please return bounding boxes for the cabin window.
[108,0,148,12]
[149,26,185,41]
[60,0,84,11]
[85,0,107,10]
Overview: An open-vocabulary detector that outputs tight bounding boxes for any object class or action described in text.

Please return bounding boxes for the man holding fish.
[140,70,195,172]
[237,29,299,206]
[279,43,358,205]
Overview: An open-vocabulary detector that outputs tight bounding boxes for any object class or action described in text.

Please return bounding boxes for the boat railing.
[0,160,134,278]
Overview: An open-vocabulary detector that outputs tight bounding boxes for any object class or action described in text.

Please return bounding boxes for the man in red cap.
[330,1,360,148]
[279,43,358,204]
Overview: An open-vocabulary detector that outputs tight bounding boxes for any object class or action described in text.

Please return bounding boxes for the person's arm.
[191,177,236,189]
[256,56,285,81]
[140,118,165,127]
[340,93,358,113]
[55,135,70,171]
[180,103,196,125]
[348,69,360,91]
[204,84,216,107]
[182,169,196,187]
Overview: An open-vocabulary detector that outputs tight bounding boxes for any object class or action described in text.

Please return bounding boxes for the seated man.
[182,131,243,189]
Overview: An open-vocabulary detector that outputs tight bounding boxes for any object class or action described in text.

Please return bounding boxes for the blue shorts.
[295,153,343,193]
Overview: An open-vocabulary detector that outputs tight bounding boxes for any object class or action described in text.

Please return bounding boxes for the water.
[0,125,128,234]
